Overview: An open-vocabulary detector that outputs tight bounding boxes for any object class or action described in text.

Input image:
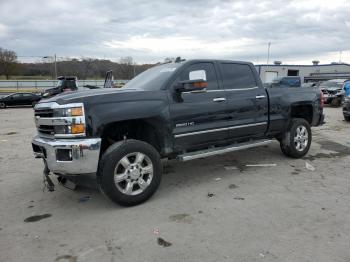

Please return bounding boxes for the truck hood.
[320,86,342,91]
[40,87,140,104]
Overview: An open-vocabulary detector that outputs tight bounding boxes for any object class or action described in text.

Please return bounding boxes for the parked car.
[319,79,348,107]
[343,95,350,121]
[32,59,324,206]
[42,76,78,98]
[0,92,41,108]
[270,76,301,88]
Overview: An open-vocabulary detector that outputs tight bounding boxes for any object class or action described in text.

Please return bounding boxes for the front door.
[169,62,229,151]
[218,62,268,139]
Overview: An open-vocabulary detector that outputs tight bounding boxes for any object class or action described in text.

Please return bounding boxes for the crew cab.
[32,59,324,206]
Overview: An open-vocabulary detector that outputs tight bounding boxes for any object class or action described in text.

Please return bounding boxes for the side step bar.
[178,140,272,161]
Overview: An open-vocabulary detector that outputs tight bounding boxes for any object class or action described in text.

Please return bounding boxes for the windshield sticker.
[160,68,177,72]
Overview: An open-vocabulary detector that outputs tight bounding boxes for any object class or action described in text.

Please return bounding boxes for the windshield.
[56,79,77,89]
[122,63,182,90]
[321,81,343,88]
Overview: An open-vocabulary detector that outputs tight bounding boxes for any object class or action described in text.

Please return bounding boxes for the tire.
[0,102,6,109]
[331,97,341,107]
[280,118,312,158]
[97,139,162,206]
[344,115,350,122]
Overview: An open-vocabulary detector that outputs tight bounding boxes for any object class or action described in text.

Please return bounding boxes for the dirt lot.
[0,107,349,262]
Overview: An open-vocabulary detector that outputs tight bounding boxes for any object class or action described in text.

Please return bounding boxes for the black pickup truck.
[32,59,324,206]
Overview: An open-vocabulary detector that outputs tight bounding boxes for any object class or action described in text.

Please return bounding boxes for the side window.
[176,63,219,90]
[220,63,257,89]
[12,94,22,99]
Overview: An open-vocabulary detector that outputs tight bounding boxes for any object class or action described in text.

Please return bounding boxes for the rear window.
[220,63,257,89]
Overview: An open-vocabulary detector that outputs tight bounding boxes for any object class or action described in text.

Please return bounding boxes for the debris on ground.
[24,214,52,223]
[207,193,215,198]
[214,177,222,181]
[228,184,239,189]
[153,228,160,235]
[233,197,245,200]
[245,164,277,167]
[305,162,315,171]
[78,196,91,202]
[4,132,17,135]
[55,254,77,262]
[157,237,172,247]
[169,213,193,224]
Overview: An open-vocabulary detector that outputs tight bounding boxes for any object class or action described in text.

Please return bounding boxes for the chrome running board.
[178,140,272,161]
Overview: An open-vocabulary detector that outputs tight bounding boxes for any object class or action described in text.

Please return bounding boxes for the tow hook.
[43,160,54,192]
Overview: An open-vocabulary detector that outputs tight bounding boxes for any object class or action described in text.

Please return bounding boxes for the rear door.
[22,93,34,105]
[169,62,229,150]
[219,62,268,139]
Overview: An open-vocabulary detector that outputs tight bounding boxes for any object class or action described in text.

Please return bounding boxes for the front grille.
[35,108,54,118]
[37,125,55,135]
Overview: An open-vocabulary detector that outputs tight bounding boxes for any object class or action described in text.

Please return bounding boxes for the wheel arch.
[99,118,171,157]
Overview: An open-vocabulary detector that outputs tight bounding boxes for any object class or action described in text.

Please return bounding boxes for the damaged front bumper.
[32,135,101,175]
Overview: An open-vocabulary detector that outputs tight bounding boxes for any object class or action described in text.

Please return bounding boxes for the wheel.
[344,115,350,121]
[280,118,312,158]
[331,97,341,107]
[0,102,6,109]
[98,139,162,206]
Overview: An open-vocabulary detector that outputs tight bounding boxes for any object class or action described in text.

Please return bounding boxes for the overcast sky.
[0,0,349,64]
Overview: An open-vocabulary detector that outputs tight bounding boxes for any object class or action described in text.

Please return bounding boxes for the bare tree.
[118,56,135,79]
[0,47,19,79]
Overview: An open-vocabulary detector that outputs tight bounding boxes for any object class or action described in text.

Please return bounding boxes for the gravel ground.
[0,106,349,262]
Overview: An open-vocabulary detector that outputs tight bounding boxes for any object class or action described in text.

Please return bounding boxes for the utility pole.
[133,62,136,78]
[54,54,57,79]
[266,42,271,66]
[43,54,58,79]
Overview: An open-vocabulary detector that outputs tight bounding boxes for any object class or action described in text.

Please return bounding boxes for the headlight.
[54,124,85,135]
[55,106,83,117]
[53,104,85,136]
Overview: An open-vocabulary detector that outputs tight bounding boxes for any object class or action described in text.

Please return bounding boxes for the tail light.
[320,91,324,108]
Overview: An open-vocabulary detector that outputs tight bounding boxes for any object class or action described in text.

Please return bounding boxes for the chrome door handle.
[213,97,226,102]
[255,95,266,99]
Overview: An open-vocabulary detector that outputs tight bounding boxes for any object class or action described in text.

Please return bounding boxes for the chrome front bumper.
[32,135,101,175]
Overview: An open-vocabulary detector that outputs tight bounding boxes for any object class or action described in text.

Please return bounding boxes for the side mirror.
[175,79,208,93]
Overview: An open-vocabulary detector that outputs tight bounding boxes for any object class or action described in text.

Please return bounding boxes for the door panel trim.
[175,122,267,138]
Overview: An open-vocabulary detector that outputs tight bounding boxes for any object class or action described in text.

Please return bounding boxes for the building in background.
[255,61,350,83]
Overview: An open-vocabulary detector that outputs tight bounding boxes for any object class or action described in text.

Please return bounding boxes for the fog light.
[56,149,72,161]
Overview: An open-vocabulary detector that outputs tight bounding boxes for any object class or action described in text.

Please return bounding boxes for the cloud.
[0,0,350,64]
